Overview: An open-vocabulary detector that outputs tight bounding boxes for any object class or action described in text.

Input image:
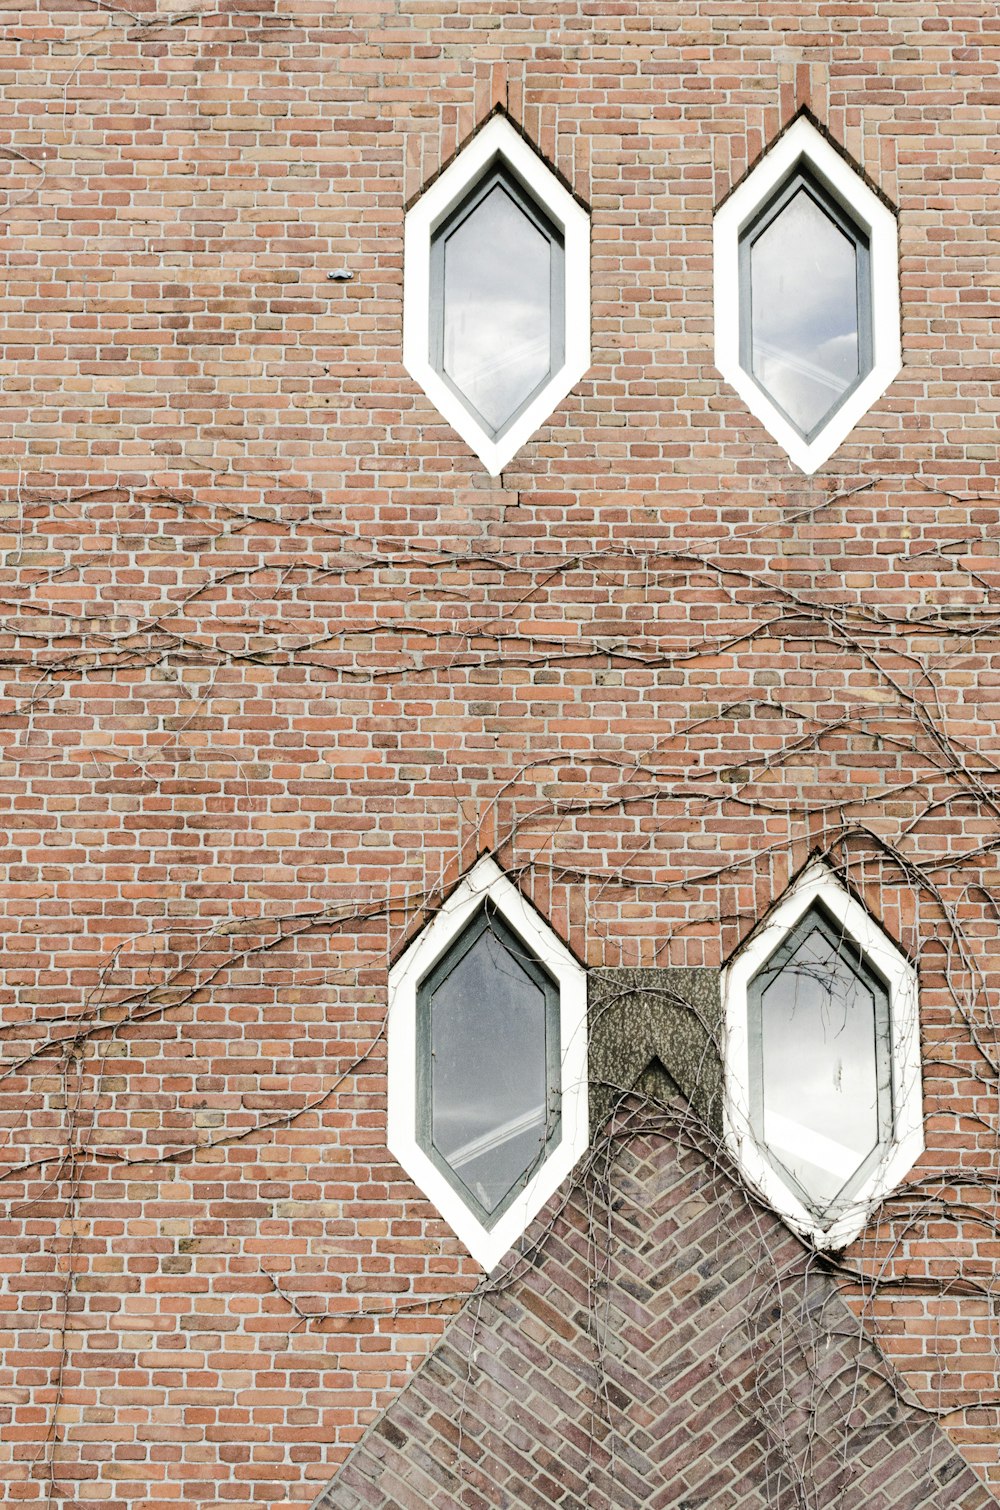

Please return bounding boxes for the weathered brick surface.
[1,0,999,1503]
[318,1113,998,1510]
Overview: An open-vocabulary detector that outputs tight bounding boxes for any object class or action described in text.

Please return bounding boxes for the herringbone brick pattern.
[318,1115,998,1510]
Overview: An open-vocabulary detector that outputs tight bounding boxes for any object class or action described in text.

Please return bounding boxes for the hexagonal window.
[748,901,891,1219]
[404,116,590,476]
[714,116,901,474]
[417,901,561,1227]
[432,165,563,442]
[741,171,871,441]
[723,860,923,1249]
[388,857,588,1270]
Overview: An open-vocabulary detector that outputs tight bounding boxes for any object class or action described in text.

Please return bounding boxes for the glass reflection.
[757,913,882,1209]
[442,182,553,434]
[429,923,548,1215]
[750,188,860,435]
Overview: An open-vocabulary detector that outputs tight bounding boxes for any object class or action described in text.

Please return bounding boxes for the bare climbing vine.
[0,11,998,1497]
[2,466,1000,1505]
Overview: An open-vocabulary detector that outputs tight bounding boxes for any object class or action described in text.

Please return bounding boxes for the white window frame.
[403,116,591,477]
[387,856,589,1271]
[721,858,923,1249]
[713,117,901,475]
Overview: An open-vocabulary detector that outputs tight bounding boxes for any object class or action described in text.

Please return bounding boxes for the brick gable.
[317,1108,997,1510]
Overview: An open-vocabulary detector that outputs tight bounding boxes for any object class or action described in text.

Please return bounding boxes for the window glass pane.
[442,183,553,434]
[429,923,549,1215]
[749,188,860,435]
[757,915,881,1208]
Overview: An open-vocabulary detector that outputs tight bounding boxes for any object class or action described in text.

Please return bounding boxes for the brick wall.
[1,1,999,1504]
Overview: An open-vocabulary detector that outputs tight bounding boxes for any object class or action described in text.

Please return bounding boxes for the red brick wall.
[1,1,999,1504]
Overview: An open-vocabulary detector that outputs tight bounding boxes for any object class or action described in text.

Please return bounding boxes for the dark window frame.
[415,900,562,1230]
[747,899,894,1220]
[738,161,874,444]
[429,157,566,444]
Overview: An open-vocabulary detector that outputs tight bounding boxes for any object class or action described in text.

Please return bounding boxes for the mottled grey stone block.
[587,967,723,1135]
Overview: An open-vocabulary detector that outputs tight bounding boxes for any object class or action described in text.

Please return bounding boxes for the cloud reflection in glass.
[749,190,861,436]
[749,903,892,1221]
[431,165,564,442]
[442,184,554,435]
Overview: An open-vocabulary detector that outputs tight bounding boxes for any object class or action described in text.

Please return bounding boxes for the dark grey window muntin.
[737,162,874,444]
[429,158,566,444]
[415,901,563,1230]
[747,900,894,1221]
